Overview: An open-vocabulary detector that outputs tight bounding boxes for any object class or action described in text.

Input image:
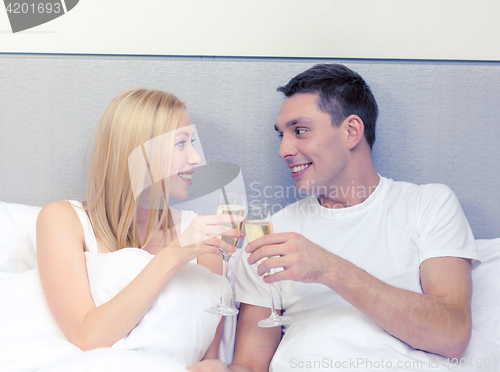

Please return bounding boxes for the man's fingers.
[262,268,289,284]
[247,242,289,265]
[245,233,288,253]
[256,255,286,276]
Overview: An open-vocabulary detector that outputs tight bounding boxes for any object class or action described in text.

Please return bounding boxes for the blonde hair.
[85,88,185,252]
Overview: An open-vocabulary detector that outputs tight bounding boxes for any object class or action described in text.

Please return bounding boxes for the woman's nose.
[188,145,202,166]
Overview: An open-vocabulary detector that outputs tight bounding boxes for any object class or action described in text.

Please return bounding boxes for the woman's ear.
[345,115,365,150]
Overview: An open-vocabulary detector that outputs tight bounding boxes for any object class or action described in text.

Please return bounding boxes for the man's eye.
[277,133,283,139]
[296,129,306,135]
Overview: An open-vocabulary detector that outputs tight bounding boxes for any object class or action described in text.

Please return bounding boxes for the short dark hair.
[277,64,378,149]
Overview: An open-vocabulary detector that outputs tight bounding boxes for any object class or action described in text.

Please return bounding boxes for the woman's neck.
[135,207,181,254]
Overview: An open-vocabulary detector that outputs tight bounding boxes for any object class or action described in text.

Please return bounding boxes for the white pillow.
[85,249,229,367]
[0,202,41,272]
[471,238,500,341]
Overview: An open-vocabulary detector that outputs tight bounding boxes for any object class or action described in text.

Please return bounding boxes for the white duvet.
[271,306,500,372]
[0,252,230,372]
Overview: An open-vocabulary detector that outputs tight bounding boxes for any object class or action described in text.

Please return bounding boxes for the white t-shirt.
[235,177,480,371]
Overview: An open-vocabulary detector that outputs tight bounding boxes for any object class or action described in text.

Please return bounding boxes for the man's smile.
[290,163,312,178]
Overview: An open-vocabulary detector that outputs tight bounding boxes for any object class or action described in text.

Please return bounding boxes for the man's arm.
[229,304,281,372]
[248,232,473,359]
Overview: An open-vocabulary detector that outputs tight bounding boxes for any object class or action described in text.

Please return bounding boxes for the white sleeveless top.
[67,201,230,367]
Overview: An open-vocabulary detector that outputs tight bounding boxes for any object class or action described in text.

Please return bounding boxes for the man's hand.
[245,232,334,284]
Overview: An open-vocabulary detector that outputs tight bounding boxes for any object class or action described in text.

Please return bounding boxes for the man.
[229,64,479,372]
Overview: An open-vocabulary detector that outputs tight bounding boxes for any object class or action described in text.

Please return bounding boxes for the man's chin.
[295,180,313,196]
[295,180,332,198]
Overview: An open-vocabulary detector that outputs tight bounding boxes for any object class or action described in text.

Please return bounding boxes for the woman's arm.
[37,201,241,351]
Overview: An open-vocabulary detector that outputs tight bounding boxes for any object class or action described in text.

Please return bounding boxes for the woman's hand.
[162,214,245,268]
[187,359,229,372]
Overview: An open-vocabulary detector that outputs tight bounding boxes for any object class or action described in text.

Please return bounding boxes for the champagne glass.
[206,192,246,316]
[245,203,291,328]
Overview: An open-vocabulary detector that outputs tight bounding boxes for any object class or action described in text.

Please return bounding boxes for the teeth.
[179,173,192,180]
[292,164,311,173]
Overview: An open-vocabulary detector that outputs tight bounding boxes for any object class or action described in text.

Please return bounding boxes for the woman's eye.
[191,138,196,144]
[176,140,186,147]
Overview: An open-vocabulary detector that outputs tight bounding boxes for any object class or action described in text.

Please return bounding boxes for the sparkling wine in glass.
[205,192,246,316]
[245,203,291,327]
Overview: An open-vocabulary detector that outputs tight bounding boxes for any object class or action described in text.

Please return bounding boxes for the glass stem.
[219,256,229,305]
[268,278,278,318]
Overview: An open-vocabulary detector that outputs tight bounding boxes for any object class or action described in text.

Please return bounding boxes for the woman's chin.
[169,189,189,200]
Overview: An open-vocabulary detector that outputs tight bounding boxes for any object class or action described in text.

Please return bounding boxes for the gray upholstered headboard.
[1,56,499,239]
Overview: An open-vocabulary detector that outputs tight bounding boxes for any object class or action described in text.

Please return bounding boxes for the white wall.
[1,0,499,60]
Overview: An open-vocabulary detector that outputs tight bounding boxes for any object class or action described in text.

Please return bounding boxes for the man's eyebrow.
[274,117,313,132]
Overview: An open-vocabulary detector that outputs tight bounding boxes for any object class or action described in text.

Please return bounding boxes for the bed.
[1,56,499,370]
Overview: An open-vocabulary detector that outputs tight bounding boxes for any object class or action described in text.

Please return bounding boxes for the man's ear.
[345,115,365,150]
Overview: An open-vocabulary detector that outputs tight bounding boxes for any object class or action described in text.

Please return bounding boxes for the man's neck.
[318,156,380,209]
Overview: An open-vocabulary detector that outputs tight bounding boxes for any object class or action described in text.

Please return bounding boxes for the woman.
[36,89,243,371]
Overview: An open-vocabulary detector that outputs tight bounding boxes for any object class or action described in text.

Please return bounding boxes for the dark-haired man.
[229,64,479,372]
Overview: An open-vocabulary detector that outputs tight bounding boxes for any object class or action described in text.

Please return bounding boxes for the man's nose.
[278,134,297,160]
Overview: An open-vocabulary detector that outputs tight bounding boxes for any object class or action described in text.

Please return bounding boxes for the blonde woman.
[36,89,243,371]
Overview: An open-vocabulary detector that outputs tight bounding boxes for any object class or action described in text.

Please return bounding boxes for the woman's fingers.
[189,222,244,240]
[198,214,245,226]
[179,214,244,253]
[203,236,237,254]
[215,225,245,238]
